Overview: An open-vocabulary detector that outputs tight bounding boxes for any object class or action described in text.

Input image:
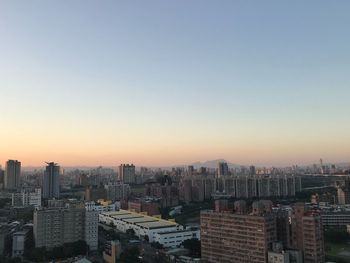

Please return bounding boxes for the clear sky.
[0,1,349,167]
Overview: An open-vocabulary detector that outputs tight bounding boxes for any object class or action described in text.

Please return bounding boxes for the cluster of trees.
[181,238,201,258]
[24,240,87,262]
[119,247,142,263]
[0,256,22,263]
[324,229,350,243]
[0,198,11,209]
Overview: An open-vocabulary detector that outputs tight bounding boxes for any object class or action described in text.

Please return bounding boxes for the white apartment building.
[12,188,42,208]
[154,228,200,248]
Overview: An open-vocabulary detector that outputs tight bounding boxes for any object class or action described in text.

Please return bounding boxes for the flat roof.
[114,214,144,220]
[102,209,178,229]
[123,217,158,224]
[137,221,177,229]
[103,211,131,216]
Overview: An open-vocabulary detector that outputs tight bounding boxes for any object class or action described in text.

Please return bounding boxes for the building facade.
[201,205,277,263]
[34,206,98,250]
[4,160,21,190]
[119,164,135,184]
[12,188,41,208]
[43,162,60,199]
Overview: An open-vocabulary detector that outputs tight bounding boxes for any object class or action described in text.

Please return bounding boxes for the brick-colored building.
[291,203,325,263]
[201,203,277,263]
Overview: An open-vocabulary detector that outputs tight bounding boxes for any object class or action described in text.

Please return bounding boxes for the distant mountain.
[190,159,241,169]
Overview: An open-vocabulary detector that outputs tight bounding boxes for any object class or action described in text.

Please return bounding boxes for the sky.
[0,1,350,167]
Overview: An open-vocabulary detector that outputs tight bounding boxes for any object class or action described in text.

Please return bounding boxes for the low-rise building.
[99,210,198,247]
[154,228,200,248]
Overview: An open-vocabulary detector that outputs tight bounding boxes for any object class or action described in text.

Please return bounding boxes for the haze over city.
[1,1,350,167]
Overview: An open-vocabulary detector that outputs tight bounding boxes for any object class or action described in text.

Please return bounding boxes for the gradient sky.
[1,1,350,167]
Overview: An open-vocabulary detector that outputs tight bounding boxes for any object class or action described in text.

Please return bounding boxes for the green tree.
[119,247,141,263]
[181,238,201,257]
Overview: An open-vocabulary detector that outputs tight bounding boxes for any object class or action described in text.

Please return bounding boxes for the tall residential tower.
[43,162,60,199]
[4,160,21,190]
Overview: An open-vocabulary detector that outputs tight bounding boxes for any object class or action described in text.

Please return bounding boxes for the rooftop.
[102,209,178,229]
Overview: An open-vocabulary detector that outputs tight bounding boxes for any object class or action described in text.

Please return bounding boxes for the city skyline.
[1,1,350,166]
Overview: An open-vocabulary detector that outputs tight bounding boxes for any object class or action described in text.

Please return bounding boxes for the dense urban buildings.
[201,200,277,263]
[42,162,60,199]
[4,160,21,190]
[201,200,325,263]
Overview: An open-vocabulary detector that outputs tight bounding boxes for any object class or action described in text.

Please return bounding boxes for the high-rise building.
[43,162,60,199]
[201,201,277,263]
[0,166,4,189]
[119,164,135,184]
[4,160,21,190]
[217,162,229,177]
[290,203,325,263]
[85,208,99,251]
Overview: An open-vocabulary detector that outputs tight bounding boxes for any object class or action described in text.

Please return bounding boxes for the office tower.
[4,160,21,190]
[217,162,229,177]
[43,162,60,199]
[34,206,98,250]
[119,164,135,184]
[201,201,277,263]
[290,203,325,263]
